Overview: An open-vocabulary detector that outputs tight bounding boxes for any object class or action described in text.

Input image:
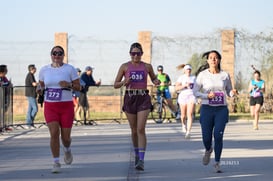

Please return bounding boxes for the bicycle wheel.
[151,102,166,123]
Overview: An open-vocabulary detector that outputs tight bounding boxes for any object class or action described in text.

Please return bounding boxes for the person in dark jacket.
[79,66,101,124]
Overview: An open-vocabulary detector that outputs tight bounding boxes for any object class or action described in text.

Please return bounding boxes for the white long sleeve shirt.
[193,69,234,106]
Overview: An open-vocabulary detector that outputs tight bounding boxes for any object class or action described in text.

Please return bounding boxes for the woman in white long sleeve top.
[193,50,238,173]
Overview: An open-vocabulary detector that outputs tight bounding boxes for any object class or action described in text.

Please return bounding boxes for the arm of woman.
[146,63,160,85]
[261,81,265,93]
[71,79,80,91]
[114,63,127,89]
[192,72,208,99]
[226,73,238,97]
[37,81,45,95]
[248,81,253,93]
[175,81,182,92]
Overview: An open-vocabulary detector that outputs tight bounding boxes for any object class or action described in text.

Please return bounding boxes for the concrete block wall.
[138,31,152,64]
[221,30,235,86]
[54,32,68,63]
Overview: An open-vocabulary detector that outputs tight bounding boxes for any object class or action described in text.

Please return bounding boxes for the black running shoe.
[135,160,144,171]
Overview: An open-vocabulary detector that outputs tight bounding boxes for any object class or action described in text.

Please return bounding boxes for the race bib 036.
[130,71,145,82]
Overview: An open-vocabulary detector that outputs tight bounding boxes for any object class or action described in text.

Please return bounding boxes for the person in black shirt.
[25,64,38,128]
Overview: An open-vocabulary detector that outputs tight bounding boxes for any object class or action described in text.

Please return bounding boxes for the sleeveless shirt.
[125,61,147,89]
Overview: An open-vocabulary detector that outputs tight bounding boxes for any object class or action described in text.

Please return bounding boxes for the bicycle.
[151,93,177,124]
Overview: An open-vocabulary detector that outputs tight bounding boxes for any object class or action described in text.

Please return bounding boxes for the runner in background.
[156,65,177,117]
[248,69,265,130]
[175,64,196,139]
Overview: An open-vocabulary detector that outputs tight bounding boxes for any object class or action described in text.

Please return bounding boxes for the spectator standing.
[72,68,86,122]
[0,65,12,131]
[79,66,101,125]
[25,64,38,129]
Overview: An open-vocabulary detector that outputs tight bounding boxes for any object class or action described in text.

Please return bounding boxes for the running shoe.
[64,149,73,165]
[52,162,61,173]
[214,162,222,173]
[202,148,213,165]
[135,160,144,171]
[135,155,139,166]
[185,132,191,139]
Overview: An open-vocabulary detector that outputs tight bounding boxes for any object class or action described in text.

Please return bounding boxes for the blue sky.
[1,0,272,41]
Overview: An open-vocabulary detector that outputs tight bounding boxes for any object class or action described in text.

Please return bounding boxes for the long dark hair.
[129,42,143,53]
[195,50,221,76]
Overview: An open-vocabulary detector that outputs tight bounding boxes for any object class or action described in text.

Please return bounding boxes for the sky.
[1,0,273,41]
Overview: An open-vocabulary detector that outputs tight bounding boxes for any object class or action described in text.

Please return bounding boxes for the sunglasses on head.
[52,51,64,56]
[130,52,142,56]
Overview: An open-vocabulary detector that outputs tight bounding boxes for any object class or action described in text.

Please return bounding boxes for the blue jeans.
[26,97,38,125]
[156,89,171,102]
[199,105,228,162]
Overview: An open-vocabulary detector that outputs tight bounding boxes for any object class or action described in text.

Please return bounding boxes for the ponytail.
[196,50,222,76]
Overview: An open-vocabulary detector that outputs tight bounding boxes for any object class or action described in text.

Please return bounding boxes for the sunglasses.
[52,51,64,56]
[130,52,142,56]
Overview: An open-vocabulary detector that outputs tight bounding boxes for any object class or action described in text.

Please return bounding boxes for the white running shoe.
[214,162,222,173]
[185,132,191,139]
[202,148,213,165]
[52,162,61,173]
[64,149,73,165]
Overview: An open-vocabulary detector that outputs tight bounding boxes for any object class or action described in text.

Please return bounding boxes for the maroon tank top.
[125,61,148,89]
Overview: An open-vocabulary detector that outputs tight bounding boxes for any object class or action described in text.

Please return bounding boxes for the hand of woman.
[122,77,131,86]
[207,91,215,99]
[59,81,71,88]
[232,89,239,95]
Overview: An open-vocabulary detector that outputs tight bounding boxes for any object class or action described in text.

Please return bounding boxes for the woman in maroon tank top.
[114,42,160,171]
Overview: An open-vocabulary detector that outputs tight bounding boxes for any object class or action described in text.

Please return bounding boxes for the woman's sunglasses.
[130,52,143,56]
[52,51,64,56]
